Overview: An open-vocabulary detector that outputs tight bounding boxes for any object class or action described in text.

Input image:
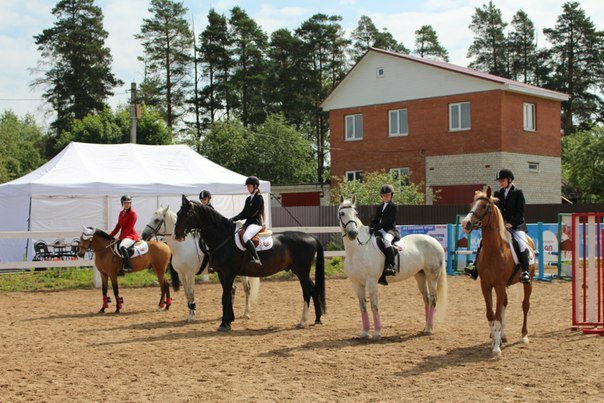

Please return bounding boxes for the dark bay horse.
[460,188,536,357]
[78,227,177,313]
[174,196,325,332]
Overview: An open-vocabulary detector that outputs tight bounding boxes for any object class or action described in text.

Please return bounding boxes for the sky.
[1,0,603,127]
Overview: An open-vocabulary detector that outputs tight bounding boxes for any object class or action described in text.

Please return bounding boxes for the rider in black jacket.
[370,184,399,285]
[230,176,264,266]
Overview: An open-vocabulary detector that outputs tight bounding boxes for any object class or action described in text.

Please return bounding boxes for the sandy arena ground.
[1,276,602,402]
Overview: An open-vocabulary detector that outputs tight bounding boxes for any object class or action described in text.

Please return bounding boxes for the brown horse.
[77,227,176,313]
[460,187,536,357]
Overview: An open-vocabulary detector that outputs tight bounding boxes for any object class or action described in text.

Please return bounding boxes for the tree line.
[2,0,602,201]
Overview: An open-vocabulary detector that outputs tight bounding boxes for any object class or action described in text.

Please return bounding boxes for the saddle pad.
[234,232,274,252]
[114,241,149,258]
[371,236,405,252]
[507,238,535,266]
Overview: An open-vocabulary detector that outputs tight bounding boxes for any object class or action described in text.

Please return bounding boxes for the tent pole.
[25,197,32,260]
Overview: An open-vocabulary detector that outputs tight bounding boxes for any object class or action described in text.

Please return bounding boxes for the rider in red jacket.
[109,195,139,273]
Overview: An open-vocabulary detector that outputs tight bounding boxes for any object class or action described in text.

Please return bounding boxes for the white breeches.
[378,229,394,248]
[243,224,263,243]
[510,230,527,252]
[119,238,135,249]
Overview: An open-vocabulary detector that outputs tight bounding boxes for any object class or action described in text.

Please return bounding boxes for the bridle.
[338,205,372,246]
[145,213,171,238]
[468,196,493,229]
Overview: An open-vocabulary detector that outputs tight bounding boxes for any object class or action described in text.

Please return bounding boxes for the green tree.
[467,1,508,77]
[229,7,269,129]
[0,111,45,183]
[330,170,432,205]
[32,0,121,140]
[414,25,449,61]
[544,2,604,134]
[200,119,251,174]
[507,10,537,83]
[136,0,193,131]
[248,114,315,184]
[349,15,408,62]
[562,126,604,202]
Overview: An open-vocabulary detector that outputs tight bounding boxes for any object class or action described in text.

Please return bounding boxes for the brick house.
[320,48,569,204]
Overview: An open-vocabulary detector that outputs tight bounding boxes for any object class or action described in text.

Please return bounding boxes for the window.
[449,102,471,131]
[524,103,536,131]
[389,109,408,136]
[528,162,539,172]
[345,114,363,140]
[345,170,363,182]
[376,67,385,78]
[390,167,410,187]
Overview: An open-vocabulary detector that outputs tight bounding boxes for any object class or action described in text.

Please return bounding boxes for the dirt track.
[1,276,602,402]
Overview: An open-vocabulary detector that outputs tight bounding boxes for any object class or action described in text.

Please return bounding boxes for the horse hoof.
[423,326,433,335]
[359,331,370,340]
[242,313,250,320]
[491,350,502,359]
[314,319,322,325]
[218,324,231,332]
[165,305,170,311]
[373,331,382,340]
[98,309,105,314]
[296,322,306,329]
[521,336,529,344]
[186,316,195,323]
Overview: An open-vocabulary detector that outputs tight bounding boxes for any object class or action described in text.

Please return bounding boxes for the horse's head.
[142,206,170,241]
[78,226,95,257]
[461,187,495,233]
[338,195,360,240]
[175,195,197,241]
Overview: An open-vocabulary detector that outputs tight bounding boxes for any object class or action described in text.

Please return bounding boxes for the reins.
[338,205,373,246]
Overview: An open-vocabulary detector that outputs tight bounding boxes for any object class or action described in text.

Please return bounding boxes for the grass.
[0,258,346,292]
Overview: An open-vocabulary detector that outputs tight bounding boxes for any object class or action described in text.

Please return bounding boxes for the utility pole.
[130,82,137,143]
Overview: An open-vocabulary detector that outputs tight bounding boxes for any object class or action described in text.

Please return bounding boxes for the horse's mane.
[94,229,115,241]
[191,200,232,228]
[473,191,511,244]
[340,199,365,227]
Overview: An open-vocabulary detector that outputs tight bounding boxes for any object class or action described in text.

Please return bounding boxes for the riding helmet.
[120,195,132,203]
[380,184,395,195]
[199,190,212,200]
[495,169,514,181]
[245,176,260,187]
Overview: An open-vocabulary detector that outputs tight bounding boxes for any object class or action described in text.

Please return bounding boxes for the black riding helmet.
[199,190,212,200]
[245,176,260,187]
[120,195,132,204]
[496,169,514,181]
[380,184,395,195]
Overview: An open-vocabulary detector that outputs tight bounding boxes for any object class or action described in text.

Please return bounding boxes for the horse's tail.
[435,256,447,323]
[246,276,260,306]
[169,262,181,292]
[315,238,326,315]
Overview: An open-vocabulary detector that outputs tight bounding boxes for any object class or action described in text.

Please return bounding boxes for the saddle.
[237,226,269,248]
[115,241,149,258]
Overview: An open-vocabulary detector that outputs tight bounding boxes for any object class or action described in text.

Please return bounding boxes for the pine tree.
[467,1,508,77]
[229,6,268,128]
[135,0,193,131]
[507,10,537,83]
[544,2,604,134]
[32,0,121,140]
[350,15,407,62]
[414,25,449,61]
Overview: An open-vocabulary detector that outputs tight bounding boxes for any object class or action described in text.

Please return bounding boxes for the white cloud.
[252,4,312,33]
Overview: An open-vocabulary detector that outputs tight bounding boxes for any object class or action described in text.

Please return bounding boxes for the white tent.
[0,142,271,262]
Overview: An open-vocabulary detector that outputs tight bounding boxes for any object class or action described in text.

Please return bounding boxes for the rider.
[199,190,214,209]
[230,176,264,266]
[109,195,140,274]
[370,184,398,285]
[465,169,531,283]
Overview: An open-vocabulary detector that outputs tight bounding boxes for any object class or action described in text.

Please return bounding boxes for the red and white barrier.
[571,213,604,335]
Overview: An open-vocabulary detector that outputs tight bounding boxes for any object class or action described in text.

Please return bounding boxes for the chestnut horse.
[460,188,536,357]
[78,227,176,313]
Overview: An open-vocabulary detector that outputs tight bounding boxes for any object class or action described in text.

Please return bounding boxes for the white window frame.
[523,103,536,131]
[390,167,410,186]
[528,162,539,172]
[345,170,363,182]
[345,114,363,141]
[449,102,471,131]
[388,109,409,137]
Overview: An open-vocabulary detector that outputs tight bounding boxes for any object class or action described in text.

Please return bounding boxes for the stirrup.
[520,272,530,283]
[384,264,396,276]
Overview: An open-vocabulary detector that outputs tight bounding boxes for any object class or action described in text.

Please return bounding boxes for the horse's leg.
[183,270,196,322]
[99,271,109,314]
[218,271,236,332]
[295,274,313,329]
[481,282,495,339]
[351,281,370,339]
[491,285,506,357]
[414,271,432,334]
[110,275,122,313]
[501,293,508,343]
[163,278,172,311]
[367,280,382,339]
[521,282,532,343]
[241,276,251,319]
[157,270,167,311]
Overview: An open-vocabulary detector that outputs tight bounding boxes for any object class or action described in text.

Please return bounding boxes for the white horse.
[338,196,448,339]
[142,206,259,322]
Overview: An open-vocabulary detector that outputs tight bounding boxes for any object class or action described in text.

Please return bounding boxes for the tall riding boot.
[384,246,396,276]
[519,249,531,283]
[245,240,262,266]
[464,244,481,280]
[120,247,132,273]
[376,238,389,286]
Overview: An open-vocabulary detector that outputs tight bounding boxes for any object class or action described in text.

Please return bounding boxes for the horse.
[460,187,536,357]
[77,227,176,313]
[141,206,260,322]
[174,195,325,332]
[338,196,447,339]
